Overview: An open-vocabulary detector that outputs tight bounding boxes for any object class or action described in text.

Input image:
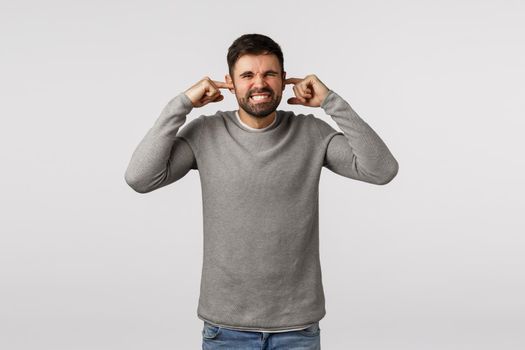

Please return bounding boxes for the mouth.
[249,93,272,103]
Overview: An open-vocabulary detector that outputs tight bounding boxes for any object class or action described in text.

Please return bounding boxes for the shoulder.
[310,114,341,138]
[277,109,310,126]
[279,109,339,138]
[178,111,228,133]
[199,110,231,126]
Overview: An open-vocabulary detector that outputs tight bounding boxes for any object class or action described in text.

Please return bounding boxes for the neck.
[238,108,276,129]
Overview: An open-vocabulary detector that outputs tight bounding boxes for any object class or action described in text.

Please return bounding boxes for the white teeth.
[251,95,269,100]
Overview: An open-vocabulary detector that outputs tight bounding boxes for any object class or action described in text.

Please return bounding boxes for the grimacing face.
[226,53,286,118]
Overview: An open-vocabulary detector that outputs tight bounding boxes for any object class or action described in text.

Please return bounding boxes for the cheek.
[235,84,249,95]
[272,82,283,94]
[239,89,249,97]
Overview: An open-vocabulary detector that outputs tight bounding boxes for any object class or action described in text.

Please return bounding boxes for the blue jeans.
[202,320,321,350]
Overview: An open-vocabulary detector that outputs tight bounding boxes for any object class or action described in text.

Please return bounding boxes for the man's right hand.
[184,77,234,108]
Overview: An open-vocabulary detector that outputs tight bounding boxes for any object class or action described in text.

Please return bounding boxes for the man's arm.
[124,92,199,193]
[320,90,399,185]
[124,77,233,194]
[285,75,398,185]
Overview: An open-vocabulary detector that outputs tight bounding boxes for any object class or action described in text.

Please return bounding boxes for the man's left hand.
[285,74,329,107]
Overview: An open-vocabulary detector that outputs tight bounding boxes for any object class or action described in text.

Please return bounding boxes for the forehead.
[233,54,281,75]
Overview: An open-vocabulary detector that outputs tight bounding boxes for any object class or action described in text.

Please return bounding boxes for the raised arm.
[320,90,399,185]
[285,74,399,185]
[124,77,233,193]
[124,92,198,193]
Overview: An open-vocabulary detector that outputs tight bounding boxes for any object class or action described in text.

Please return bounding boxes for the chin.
[242,97,281,117]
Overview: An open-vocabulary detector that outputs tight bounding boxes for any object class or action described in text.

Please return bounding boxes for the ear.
[225,74,235,94]
[281,71,286,91]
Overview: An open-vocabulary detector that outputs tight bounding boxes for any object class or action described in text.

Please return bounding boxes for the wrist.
[180,92,195,111]
[320,89,334,109]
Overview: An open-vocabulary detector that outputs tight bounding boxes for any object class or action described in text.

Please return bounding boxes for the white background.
[1,0,524,349]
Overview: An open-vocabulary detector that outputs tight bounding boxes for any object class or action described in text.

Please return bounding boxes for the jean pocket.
[202,321,221,340]
[298,321,320,337]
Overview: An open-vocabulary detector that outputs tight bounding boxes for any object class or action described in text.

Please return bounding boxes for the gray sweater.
[124,90,399,332]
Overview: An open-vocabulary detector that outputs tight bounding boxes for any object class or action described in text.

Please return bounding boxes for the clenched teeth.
[252,95,268,100]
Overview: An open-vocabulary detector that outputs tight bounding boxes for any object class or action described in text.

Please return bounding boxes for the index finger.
[212,80,234,89]
[284,78,303,85]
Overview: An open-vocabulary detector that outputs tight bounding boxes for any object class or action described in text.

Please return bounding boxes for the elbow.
[375,158,399,185]
[124,171,151,194]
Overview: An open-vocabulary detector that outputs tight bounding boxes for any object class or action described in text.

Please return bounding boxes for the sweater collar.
[235,110,278,133]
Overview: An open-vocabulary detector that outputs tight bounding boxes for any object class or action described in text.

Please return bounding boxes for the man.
[125,33,398,350]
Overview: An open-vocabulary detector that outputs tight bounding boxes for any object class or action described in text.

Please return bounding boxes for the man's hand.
[285,74,330,107]
[184,77,234,108]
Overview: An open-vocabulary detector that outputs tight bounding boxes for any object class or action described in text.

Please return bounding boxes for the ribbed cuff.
[178,92,195,114]
[320,89,337,110]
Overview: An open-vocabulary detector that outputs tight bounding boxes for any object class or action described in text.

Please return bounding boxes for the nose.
[252,73,267,88]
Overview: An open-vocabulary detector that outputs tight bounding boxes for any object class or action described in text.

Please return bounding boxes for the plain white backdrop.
[1,0,524,349]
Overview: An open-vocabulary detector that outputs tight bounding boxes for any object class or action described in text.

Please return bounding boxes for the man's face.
[226,53,286,118]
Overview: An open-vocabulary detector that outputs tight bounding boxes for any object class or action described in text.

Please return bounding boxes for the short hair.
[227,33,284,78]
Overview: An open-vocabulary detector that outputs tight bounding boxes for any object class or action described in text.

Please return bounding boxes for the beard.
[237,88,282,118]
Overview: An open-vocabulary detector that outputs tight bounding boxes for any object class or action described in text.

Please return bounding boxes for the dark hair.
[227,33,284,78]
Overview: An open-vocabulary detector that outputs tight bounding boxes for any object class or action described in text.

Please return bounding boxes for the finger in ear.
[287,97,303,105]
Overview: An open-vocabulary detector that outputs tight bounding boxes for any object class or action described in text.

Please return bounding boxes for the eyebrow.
[239,70,280,77]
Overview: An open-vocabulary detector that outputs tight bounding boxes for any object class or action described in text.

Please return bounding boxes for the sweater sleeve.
[124,92,203,193]
[317,90,399,185]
